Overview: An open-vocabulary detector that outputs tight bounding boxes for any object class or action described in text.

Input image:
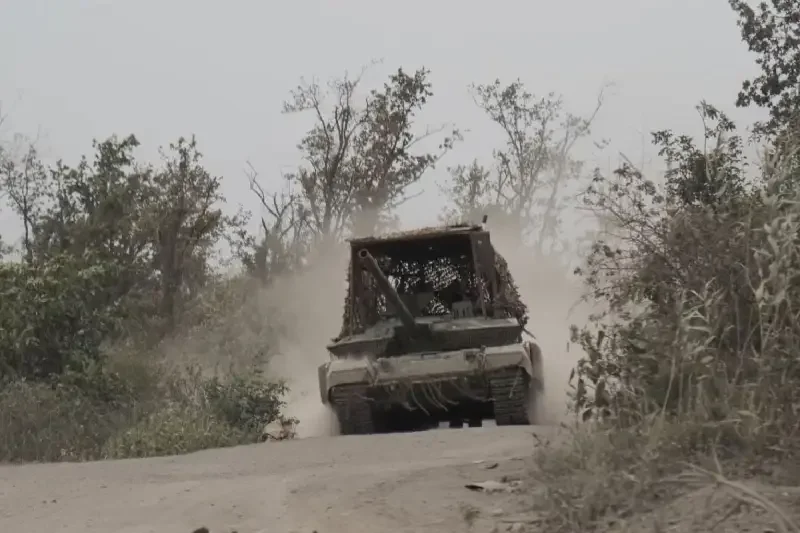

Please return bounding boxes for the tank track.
[330,385,376,435]
[489,368,531,425]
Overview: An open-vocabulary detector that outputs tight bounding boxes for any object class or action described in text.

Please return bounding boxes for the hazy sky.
[0,0,765,245]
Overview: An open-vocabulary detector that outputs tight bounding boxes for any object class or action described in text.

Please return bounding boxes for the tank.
[317,223,544,435]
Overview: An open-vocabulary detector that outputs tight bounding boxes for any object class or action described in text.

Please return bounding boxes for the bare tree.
[439,159,493,224]
[444,79,606,254]
[283,63,461,242]
[243,161,309,283]
[0,134,49,263]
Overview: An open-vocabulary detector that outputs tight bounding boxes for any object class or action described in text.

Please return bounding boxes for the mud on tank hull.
[318,342,544,435]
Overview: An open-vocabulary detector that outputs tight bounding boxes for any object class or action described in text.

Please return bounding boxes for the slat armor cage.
[336,224,528,340]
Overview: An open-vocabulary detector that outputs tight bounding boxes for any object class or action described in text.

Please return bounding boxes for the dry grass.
[532,420,800,532]
[0,362,288,463]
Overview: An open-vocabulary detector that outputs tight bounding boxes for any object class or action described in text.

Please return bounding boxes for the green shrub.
[568,131,800,447]
[201,371,289,434]
[0,254,122,380]
[546,120,800,531]
[101,404,245,459]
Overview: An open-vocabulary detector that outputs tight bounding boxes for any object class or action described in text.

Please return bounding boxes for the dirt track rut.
[0,425,553,533]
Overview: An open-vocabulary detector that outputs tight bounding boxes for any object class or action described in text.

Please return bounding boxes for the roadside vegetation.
[530,1,800,531]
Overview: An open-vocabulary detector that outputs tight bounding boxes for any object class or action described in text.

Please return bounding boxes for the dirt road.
[0,425,553,533]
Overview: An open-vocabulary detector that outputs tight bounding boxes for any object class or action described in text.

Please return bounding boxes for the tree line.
[0,0,796,463]
[0,64,609,381]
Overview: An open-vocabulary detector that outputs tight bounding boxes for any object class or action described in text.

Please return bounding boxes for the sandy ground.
[0,425,556,533]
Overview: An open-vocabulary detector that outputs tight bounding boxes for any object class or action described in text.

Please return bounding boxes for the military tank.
[317,223,544,435]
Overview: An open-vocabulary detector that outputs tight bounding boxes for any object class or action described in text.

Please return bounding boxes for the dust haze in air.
[265,211,591,437]
[487,220,589,424]
[263,244,348,438]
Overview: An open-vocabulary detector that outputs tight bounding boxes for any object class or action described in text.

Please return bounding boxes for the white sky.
[0,0,766,247]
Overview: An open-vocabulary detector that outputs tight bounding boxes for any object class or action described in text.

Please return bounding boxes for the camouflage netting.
[337,246,528,339]
[493,251,528,326]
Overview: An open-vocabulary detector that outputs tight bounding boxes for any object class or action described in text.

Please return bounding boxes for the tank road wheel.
[490,368,531,425]
[331,385,376,435]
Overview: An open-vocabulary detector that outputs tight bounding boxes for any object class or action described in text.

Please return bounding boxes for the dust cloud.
[488,223,589,424]
[262,245,349,438]
[263,221,591,437]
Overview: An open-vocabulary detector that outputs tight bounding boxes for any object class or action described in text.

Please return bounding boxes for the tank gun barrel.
[357,248,419,333]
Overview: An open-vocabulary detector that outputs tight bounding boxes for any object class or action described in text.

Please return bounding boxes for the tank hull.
[318,342,543,434]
